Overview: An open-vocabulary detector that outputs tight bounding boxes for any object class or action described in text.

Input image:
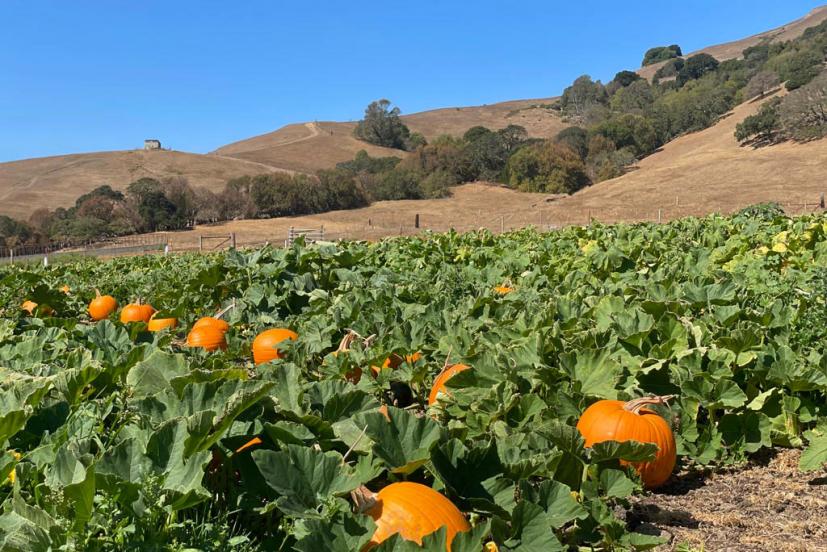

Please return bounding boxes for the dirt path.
[625,449,827,551]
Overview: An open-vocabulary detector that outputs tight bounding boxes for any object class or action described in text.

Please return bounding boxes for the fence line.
[2,196,824,263]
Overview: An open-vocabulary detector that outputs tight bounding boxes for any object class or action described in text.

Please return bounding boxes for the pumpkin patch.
[1,210,826,548]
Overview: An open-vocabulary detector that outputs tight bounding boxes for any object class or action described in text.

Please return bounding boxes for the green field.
[0,204,825,551]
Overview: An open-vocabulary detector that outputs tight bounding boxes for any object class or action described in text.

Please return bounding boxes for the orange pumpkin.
[119,300,155,324]
[252,328,298,365]
[193,316,231,334]
[89,290,118,321]
[494,285,513,295]
[576,395,677,489]
[60,285,71,294]
[352,482,470,550]
[186,326,227,351]
[371,351,422,377]
[147,315,178,332]
[428,364,471,406]
[21,300,53,316]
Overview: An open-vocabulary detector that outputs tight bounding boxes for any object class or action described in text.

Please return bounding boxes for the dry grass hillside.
[638,6,827,80]
[142,93,826,250]
[211,98,564,173]
[0,150,286,219]
[542,93,827,224]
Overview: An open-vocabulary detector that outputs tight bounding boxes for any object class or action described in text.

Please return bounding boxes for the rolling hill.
[0,150,287,219]
[145,91,827,250]
[637,5,827,80]
[1,5,826,222]
[211,98,564,174]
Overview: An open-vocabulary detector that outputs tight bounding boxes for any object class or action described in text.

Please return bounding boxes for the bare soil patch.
[626,449,827,551]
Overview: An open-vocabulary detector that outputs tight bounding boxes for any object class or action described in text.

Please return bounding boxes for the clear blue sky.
[1,0,823,162]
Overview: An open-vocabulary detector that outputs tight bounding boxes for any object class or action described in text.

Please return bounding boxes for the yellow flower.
[6,451,20,484]
[580,239,598,254]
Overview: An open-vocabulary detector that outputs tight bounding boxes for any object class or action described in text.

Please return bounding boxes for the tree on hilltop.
[353,99,413,150]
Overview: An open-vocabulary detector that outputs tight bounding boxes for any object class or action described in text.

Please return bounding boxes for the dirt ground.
[625,449,827,551]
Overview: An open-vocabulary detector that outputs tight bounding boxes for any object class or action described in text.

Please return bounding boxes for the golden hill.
[145,93,827,251]
[638,6,827,80]
[0,150,285,219]
[542,93,827,223]
[211,98,564,173]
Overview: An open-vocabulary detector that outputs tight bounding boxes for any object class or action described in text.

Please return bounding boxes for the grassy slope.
[638,5,827,80]
[143,93,827,249]
[0,150,286,218]
[211,98,565,173]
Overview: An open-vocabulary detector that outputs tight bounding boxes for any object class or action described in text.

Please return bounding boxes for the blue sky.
[1,0,823,162]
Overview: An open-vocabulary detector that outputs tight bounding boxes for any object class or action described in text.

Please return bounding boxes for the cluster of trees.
[552,17,827,180]
[2,170,374,247]
[642,45,682,66]
[736,71,827,145]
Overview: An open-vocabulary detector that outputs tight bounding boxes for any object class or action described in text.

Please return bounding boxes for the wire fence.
[2,196,825,264]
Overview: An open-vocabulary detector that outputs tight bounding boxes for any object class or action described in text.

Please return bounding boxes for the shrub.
[336,150,402,175]
[743,70,781,99]
[555,127,589,160]
[735,97,782,144]
[653,58,685,82]
[677,53,720,86]
[780,71,827,141]
[506,142,590,194]
[642,45,682,66]
[560,76,608,122]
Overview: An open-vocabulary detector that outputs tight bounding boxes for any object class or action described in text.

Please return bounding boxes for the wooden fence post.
[415,214,420,229]
[820,192,825,209]
[198,235,203,252]
[657,209,662,223]
[9,248,13,265]
[231,233,236,248]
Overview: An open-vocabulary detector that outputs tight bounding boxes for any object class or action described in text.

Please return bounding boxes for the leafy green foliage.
[642,45,682,66]
[1,196,827,549]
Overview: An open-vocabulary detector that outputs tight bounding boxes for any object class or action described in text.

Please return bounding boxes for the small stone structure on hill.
[144,139,161,151]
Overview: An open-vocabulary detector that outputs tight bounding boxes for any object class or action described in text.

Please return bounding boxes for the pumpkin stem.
[434,347,454,380]
[351,485,378,513]
[94,288,101,298]
[340,424,368,466]
[338,330,360,352]
[215,300,236,320]
[623,395,677,414]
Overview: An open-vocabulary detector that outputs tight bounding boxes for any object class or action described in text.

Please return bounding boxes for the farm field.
[0,206,826,550]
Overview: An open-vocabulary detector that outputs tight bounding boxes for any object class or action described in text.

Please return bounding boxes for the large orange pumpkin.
[186,326,227,351]
[147,314,178,332]
[428,364,471,406]
[89,290,118,321]
[352,482,470,550]
[119,300,155,324]
[252,328,298,365]
[193,316,230,334]
[576,395,676,489]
